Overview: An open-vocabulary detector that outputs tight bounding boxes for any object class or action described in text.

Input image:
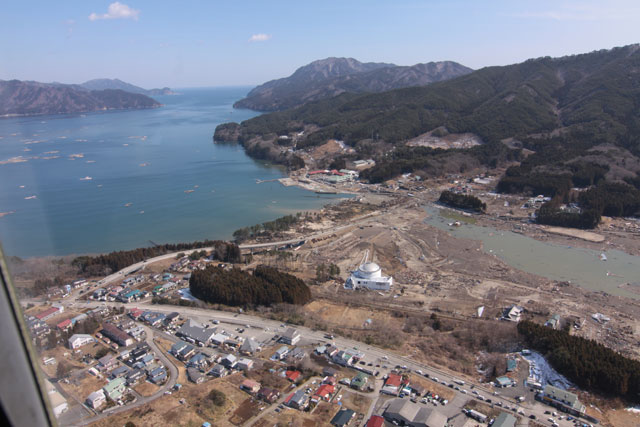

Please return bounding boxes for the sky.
[1,0,639,88]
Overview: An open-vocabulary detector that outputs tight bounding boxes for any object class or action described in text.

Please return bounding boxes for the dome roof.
[359,262,380,273]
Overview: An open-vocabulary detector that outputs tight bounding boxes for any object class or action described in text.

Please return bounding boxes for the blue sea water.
[0,87,344,257]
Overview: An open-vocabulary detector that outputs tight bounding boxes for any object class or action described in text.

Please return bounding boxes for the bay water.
[0,87,345,257]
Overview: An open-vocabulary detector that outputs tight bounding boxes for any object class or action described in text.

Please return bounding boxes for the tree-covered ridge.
[72,240,241,276]
[189,265,311,307]
[518,320,640,402]
[221,45,640,154]
[232,213,301,242]
[438,191,486,212]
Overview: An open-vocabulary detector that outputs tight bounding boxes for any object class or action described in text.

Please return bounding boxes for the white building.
[345,262,393,291]
[45,379,68,417]
[86,389,106,409]
[68,334,95,350]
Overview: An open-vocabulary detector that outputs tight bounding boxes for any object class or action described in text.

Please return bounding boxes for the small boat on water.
[184,189,194,194]
[124,203,132,207]
[80,176,92,181]
[24,195,37,200]
[600,253,607,261]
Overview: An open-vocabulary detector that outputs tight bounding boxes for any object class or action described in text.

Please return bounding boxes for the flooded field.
[424,205,640,300]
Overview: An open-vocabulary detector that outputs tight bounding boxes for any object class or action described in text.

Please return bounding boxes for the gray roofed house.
[210,364,227,377]
[110,365,131,379]
[177,319,217,344]
[187,367,205,384]
[384,398,447,427]
[492,412,517,427]
[280,328,300,345]
[221,354,237,368]
[331,408,356,426]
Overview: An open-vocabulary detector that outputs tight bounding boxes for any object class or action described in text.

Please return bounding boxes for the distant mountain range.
[233,57,472,111]
[0,80,164,117]
[80,78,175,96]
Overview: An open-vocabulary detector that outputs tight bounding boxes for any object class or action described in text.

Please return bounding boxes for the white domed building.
[345,262,393,291]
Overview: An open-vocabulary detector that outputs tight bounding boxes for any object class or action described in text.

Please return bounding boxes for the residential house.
[209,364,227,378]
[98,355,116,371]
[237,358,254,371]
[366,415,385,427]
[241,379,261,394]
[257,387,280,403]
[280,328,300,345]
[35,306,60,321]
[289,347,306,360]
[331,408,356,427]
[220,354,237,369]
[502,305,523,322]
[56,319,72,332]
[125,369,145,386]
[351,372,368,390]
[272,346,289,360]
[165,312,180,325]
[100,323,134,347]
[312,384,335,402]
[382,374,403,395]
[322,367,337,377]
[323,376,337,386]
[187,353,209,369]
[110,365,131,379]
[68,334,94,350]
[45,379,68,417]
[149,366,167,384]
[492,412,517,427]
[284,389,308,410]
[187,367,205,384]
[545,314,561,330]
[86,390,106,409]
[285,370,301,383]
[103,377,127,401]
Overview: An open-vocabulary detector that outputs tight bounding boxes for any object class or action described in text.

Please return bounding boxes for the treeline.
[360,142,522,183]
[518,320,640,402]
[72,240,241,276]
[535,181,640,229]
[189,265,311,307]
[232,213,302,242]
[438,190,486,212]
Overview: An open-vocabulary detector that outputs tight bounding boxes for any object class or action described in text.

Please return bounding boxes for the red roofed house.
[36,306,60,321]
[366,415,385,427]
[312,384,335,402]
[382,373,403,395]
[285,370,301,382]
[57,319,72,331]
[128,308,143,320]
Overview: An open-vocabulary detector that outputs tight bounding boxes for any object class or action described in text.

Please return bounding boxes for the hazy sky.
[1,0,639,88]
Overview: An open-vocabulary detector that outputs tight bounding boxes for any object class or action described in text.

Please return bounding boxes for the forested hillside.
[189,265,311,307]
